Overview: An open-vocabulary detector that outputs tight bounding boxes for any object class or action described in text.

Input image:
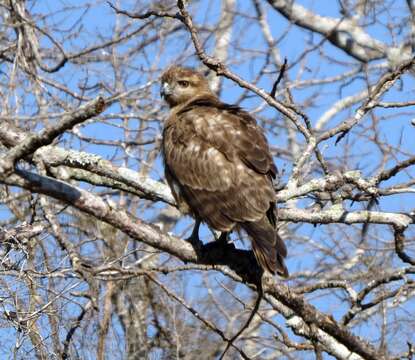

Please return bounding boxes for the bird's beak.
[160,82,172,98]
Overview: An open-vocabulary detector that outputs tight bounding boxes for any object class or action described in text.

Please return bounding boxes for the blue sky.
[1,0,415,358]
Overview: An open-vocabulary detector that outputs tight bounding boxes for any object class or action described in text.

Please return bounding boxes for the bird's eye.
[178,80,189,87]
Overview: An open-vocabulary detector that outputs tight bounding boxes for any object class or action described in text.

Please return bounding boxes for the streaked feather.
[161,66,288,276]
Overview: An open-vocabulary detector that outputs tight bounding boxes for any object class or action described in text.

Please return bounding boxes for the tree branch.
[2,168,386,360]
[0,96,105,177]
[266,0,387,62]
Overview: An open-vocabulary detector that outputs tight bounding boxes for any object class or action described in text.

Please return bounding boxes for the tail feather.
[242,217,288,277]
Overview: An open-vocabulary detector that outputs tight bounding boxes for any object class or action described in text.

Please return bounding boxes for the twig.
[107,2,178,20]
[0,96,105,178]
[146,273,251,359]
[219,286,263,359]
[270,58,287,99]
[394,227,415,266]
[316,57,415,144]
[62,301,92,359]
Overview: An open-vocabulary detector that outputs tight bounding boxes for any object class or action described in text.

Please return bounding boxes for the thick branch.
[2,169,386,359]
[278,208,412,230]
[266,0,387,62]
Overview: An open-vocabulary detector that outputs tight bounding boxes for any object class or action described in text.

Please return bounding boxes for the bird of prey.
[160,66,288,277]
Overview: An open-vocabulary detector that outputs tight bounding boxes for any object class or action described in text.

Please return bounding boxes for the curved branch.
[266,0,387,62]
[2,169,383,360]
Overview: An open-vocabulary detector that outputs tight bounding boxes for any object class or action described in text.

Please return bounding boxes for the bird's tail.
[242,217,288,277]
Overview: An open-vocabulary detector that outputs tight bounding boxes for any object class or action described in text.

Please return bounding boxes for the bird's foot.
[217,231,235,249]
[185,233,203,249]
[184,219,203,250]
[204,232,234,252]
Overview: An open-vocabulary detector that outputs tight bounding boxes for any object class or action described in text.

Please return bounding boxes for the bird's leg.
[186,218,202,246]
[218,231,229,244]
[204,231,235,254]
[217,231,235,249]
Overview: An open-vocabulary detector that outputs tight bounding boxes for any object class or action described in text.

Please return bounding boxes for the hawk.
[160,66,288,277]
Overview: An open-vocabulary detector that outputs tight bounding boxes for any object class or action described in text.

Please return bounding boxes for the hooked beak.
[160,82,172,98]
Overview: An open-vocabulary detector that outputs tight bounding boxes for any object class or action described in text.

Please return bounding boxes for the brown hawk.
[160,66,288,277]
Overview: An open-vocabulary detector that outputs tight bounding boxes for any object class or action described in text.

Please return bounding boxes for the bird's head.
[160,66,213,107]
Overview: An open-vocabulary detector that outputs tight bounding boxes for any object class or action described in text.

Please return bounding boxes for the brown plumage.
[160,66,288,277]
